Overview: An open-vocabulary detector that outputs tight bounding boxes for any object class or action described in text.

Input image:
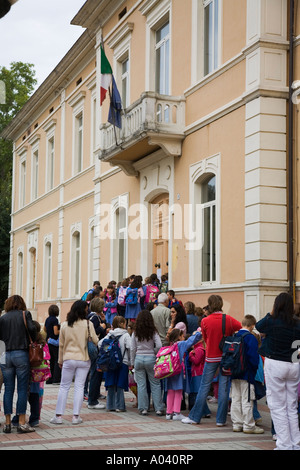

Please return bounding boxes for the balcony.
[99,91,186,176]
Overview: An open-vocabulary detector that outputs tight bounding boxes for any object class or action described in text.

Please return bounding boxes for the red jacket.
[189,342,206,376]
[200,312,242,363]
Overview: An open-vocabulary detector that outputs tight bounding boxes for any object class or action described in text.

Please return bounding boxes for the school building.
[2,0,300,323]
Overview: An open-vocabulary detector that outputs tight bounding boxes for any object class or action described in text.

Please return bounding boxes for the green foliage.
[0,62,37,309]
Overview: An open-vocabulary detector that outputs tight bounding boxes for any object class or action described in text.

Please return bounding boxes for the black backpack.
[219,331,250,378]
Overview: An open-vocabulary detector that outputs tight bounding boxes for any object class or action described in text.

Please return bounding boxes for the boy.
[230,314,264,434]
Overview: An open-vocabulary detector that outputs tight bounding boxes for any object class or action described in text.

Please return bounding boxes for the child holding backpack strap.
[165,328,201,420]
[103,284,118,324]
[230,315,263,434]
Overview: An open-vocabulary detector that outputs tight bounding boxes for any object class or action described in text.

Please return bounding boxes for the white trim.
[69,223,82,298]
[110,193,129,281]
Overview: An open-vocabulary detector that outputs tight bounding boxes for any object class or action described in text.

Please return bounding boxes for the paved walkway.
[0,383,276,452]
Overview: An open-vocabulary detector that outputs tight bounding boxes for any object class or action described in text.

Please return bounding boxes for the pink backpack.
[145,284,159,303]
[118,286,128,306]
[154,343,182,379]
[30,343,51,383]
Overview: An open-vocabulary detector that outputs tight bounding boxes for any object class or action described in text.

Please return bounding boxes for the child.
[230,314,264,434]
[117,278,129,317]
[99,316,131,412]
[165,328,201,420]
[188,333,211,417]
[103,283,118,324]
[125,276,145,322]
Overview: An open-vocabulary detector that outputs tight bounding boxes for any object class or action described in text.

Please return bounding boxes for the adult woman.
[44,304,61,384]
[130,310,164,416]
[256,292,300,450]
[167,304,188,339]
[50,300,98,425]
[0,295,36,433]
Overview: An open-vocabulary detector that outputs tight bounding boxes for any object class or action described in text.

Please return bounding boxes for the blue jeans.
[189,361,230,424]
[0,350,30,416]
[107,386,125,411]
[134,355,164,412]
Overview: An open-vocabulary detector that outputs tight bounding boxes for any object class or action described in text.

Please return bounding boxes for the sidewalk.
[0,383,275,451]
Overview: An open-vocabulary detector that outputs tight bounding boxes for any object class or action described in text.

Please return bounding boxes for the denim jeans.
[189,361,230,424]
[134,354,164,412]
[0,350,30,416]
[107,386,125,410]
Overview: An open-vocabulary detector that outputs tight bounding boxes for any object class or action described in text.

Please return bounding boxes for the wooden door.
[151,193,169,276]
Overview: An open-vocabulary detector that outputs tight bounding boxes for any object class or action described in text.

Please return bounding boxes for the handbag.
[87,320,98,361]
[23,311,44,367]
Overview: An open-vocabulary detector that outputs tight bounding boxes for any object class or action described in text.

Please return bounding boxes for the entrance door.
[151,193,169,276]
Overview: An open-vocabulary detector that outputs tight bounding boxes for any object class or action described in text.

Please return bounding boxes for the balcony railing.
[99,91,186,165]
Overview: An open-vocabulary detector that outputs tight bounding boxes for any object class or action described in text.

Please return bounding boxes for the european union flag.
[108,75,122,129]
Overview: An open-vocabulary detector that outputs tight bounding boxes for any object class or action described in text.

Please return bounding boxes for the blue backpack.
[96,336,123,372]
[219,331,250,378]
[125,288,138,305]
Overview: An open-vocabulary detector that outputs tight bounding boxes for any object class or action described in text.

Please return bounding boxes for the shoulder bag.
[23,311,44,367]
[87,319,98,361]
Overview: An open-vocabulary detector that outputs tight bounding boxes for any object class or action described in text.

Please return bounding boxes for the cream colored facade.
[3,0,299,323]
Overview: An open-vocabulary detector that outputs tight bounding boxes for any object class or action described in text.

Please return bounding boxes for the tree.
[0,61,37,309]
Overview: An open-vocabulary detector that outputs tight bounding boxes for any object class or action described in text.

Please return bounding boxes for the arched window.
[71,230,81,297]
[44,241,52,299]
[201,175,216,282]
[114,206,127,282]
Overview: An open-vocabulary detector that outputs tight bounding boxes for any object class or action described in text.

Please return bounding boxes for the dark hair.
[170,304,188,330]
[272,292,296,326]
[167,290,175,298]
[130,276,142,289]
[135,310,157,341]
[48,304,59,317]
[67,300,88,327]
[4,295,26,312]
[207,295,223,313]
[169,328,183,344]
[106,284,116,300]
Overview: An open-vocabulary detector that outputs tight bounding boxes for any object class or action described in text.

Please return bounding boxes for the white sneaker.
[181,417,198,424]
[72,416,83,425]
[166,413,173,420]
[172,413,185,421]
[50,416,62,424]
[87,403,105,409]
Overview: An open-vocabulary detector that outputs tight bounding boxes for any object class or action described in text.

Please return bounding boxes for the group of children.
[86,275,266,435]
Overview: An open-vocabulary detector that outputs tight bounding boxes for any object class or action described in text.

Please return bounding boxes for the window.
[204,0,219,75]
[20,159,26,208]
[47,137,55,191]
[32,149,39,200]
[155,21,170,95]
[17,250,24,295]
[121,57,129,108]
[72,231,81,297]
[201,175,216,282]
[116,207,127,282]
[44,241,52,299]
[75,112,83,174]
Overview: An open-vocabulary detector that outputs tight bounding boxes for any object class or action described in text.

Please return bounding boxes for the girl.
[125,276,145,322]
[99,316,131,412]
[166,304,188,341]
[165,328,201,420]
[103,283,118,324]
[130,310,164,416]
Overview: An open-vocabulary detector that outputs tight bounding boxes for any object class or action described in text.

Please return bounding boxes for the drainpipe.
[288,0,295,298]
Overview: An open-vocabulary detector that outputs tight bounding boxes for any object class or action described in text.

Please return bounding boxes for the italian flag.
[100,45,112,105]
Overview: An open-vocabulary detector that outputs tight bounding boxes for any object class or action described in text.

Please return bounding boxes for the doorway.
[151,193,169,277]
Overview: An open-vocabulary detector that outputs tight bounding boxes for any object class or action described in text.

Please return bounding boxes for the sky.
[0,0,87,89]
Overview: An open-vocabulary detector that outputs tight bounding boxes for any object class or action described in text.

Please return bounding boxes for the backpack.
[219,331,250,378]
[30,343,51,383]
[154,343,182,379]
[118,286,128,306]
[145,284,159,303]
[125,288,138,305]
[81,291,88,301]
[96,335,123,372]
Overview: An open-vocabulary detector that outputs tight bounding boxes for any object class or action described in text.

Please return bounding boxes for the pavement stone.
[0,383,276,454]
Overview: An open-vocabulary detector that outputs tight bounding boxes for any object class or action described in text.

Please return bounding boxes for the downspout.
[288,0,295,298]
